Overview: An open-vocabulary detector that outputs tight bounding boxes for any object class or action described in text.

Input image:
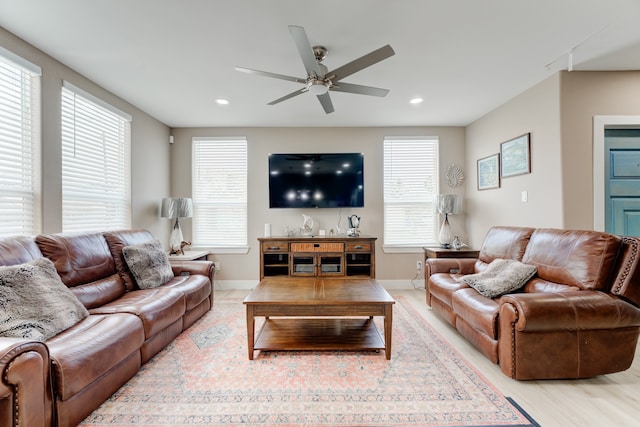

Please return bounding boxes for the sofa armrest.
[425,258,477,277]
[498,291,640,379]
[499,291,640,331]
[0,338,53,427]
[170,260,215,284]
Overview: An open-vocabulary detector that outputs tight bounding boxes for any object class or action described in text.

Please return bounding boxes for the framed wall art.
[500,133,531,178]
[477,153,500,190]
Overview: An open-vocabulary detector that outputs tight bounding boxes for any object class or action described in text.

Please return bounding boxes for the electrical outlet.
[416,260,423,271]
[212,261,221,271]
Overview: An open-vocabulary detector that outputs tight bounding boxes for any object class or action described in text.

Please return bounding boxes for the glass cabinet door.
[291,254,316,276]
[318,254,344,276]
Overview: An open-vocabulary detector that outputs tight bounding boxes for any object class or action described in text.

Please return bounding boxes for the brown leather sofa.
[0,230,214,427]
[426,226,640,380]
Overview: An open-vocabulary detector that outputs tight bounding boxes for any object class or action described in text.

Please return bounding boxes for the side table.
[168,250,209,261]
[424,247,479,259]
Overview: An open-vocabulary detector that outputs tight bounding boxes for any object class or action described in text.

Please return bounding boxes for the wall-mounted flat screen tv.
[269,153,364,208]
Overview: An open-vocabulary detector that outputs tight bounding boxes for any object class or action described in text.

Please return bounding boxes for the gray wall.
[465,73,563,246]
[465,70,640,247]
[560,71,640,230]
[170,127,466,286]
[0,27,172,240]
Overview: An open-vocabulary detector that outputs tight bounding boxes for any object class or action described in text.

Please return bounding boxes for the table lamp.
[161,197,193,254]
[436,194,462,248]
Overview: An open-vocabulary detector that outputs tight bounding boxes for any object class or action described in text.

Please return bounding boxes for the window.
[0,47,41,237]
[61,82,131,232]
[383,136,439,250]
[192,137,248,251]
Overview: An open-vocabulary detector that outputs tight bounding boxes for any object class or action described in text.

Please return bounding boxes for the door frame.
[593,115,640,231]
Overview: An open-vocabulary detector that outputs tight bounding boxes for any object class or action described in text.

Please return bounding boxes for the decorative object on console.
[347,214,361,237]
[161,197,193,254]
[302,214,314,236]
[435,194,462,248]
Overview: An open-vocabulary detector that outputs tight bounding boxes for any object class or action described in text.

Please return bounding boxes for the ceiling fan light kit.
[307,80,330,95]
[236,25,395,114]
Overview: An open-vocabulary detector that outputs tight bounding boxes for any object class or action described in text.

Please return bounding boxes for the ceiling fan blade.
[328,44,395,82]
[235,66,306,84]
[316,92,334,114]
[267,88,307,105]
[330,82,390,97]
[288,25,323,77]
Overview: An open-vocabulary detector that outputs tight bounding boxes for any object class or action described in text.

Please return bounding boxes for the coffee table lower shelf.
[254,318,385,353]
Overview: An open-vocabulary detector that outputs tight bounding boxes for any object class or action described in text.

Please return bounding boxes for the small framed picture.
[500,133,531,178]
[477,153,500,190]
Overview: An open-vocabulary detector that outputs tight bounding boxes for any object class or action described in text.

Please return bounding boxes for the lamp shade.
[161,197,193,219]
[435,194,462,215]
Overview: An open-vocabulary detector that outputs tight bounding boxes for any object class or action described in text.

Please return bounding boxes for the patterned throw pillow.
[122,239,174,289]
[0,258,89,341]
[456,259,537,298]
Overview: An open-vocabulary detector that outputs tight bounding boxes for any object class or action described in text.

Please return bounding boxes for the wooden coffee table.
[243,277,395,360]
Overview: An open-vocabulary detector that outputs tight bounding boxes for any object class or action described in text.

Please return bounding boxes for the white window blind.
[0,49,41,237]
[61,82,131,232]
[383,137,439,248]
[192,137,248,249]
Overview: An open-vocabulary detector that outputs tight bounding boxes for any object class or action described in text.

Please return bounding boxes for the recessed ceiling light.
[410,97,423,105]
[216,99,229,105]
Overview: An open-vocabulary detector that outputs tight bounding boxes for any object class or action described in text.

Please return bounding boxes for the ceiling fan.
[235,25,395,114]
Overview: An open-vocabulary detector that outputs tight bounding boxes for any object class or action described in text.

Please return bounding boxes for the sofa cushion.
[522,228,621,291]
[90,287,186,338]
[0,235,43,266]
[36,232,126,309]
[46,313,144,400]
[457,259,537,298]
[0,258,89,341]
[477,226,535,268]
[122,239,173,289]
[452,287,500,339]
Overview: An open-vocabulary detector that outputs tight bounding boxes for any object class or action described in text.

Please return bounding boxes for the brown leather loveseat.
[0,229,214,427]
[426,226,640,380]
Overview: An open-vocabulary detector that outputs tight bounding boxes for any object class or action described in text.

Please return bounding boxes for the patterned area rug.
[80,296,538,427]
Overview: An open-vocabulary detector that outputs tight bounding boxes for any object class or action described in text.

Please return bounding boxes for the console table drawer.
[291,242,344,253]
[262,241,289,252]
[346,242,372,252]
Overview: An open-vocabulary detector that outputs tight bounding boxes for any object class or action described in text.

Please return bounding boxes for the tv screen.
[269,153,364,208]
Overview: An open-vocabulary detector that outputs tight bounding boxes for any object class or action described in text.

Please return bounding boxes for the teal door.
[606,129,640,236]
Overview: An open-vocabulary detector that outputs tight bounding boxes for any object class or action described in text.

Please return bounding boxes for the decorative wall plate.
[446,164,464,187]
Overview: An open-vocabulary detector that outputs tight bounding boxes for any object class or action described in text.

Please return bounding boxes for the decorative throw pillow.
[456,259,537,298]
[0,258,89,341]
[122,239,174,289]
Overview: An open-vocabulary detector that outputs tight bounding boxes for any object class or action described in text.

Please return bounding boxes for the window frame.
[0,47,42,237]
[60,81,132,232]
[192,136,248,253]
[382,136,440,253]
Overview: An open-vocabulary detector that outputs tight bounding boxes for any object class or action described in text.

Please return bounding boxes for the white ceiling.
[1,0,639,128]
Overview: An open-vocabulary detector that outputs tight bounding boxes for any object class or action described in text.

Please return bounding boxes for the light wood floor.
[217,288,640,427]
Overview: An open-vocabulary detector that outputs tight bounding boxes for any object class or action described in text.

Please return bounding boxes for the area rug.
[80,296,538,427]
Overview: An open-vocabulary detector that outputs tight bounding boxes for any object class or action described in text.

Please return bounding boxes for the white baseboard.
[213,279,421,291]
